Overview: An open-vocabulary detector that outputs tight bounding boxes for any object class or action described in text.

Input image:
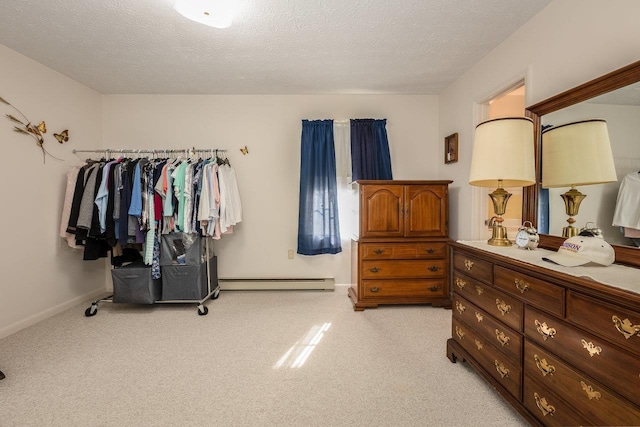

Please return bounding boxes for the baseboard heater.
[218,278,335,291]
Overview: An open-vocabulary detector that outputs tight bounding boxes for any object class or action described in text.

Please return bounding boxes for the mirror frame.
[524,60,640,267]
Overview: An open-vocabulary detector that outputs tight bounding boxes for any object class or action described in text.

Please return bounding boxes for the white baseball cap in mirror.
[542,235,615,267]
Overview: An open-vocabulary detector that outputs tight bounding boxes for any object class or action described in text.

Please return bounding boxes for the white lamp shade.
[469,117,536,187]
[174,0,236,28]
[542,119,617,188]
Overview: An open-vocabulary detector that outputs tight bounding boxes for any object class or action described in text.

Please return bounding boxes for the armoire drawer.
[361,260,445,279]
[567,290,640,356]
[453,294,522,362]
[493,266,564,317]
[525,305,640,408]
[452,252,492,284]
[523,375,588,426]
[452,317,521,400]
[524,340,640,426]
[361,279,446,298]
[453,271,523,332]
[360,242,446,259]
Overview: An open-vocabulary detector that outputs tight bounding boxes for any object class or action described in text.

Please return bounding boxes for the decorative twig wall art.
[0,95,67,163]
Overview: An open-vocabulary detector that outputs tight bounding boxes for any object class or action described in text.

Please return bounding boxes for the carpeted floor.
[0,285,527,426]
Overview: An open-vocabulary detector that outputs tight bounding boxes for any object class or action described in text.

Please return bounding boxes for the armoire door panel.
[361,185,403,237]
[405,185,447,237]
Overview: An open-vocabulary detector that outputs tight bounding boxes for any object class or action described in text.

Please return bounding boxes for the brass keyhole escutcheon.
[464,259,474,271]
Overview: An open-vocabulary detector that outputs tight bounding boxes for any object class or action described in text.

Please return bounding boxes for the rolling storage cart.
[85,234,220,316]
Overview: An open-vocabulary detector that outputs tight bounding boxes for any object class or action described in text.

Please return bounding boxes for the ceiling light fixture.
[173,0,236,29]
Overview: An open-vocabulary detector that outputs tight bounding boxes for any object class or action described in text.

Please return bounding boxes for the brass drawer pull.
[464,259,474,271]
[495,299,511,315]
[534,392,556,417]
[534,354,556,377]
[581,339,602,357]
[425,248,436,254]
[373,249,385,255]
[455,326,465,340]
[428,285,441,292]
[455,301,466,314]
[428,265,441,272]
[474,339,483,350]
[494,360,509,378]
[580,381,602,401]
[455,278,466,290]
[475,285,484,296]
[514,278,530,293]
[535,320,557,341]
[368,267,381,273]
[495,329,511,346]
[369,287,381,293]
[612,315,640,339]
[475,312,484,322]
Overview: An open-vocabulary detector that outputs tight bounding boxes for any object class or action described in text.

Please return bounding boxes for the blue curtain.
[297,120,342,255]
[350,119,392,180]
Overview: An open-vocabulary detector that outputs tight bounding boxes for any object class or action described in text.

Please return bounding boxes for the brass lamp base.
[560,186,586,238]
[488,224,512,246]
[487,184,512,247]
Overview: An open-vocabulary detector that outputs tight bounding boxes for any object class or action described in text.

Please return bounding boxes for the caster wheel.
[85,305,98,317]
[212,289,220,300]
[198,305,208,316]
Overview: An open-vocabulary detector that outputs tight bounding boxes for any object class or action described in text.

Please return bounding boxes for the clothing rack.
[72,147,227,159]
[72,147,233,316]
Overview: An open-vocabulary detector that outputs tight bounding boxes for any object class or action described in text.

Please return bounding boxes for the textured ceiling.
[0,0,551,94]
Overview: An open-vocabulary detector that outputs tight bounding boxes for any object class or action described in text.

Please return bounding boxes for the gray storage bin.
[159,233,207,266]
[111,260,162,304]
[161,256,217,301]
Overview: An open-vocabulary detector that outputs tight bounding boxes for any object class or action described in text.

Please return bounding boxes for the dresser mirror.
[524,60,640,267]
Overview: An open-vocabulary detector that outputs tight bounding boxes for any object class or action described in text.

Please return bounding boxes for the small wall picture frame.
[445,133,458,164]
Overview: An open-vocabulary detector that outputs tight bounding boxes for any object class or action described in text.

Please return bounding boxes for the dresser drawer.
[523,375,588,426]
[525,305,640,408]
[453,271,523,332]
[361,260,445,279]
[360,242,446,259]
[524,340,640,426]
[452,317,521,400]
[362,279,446,298]
[452,251,492,284]
[567,290,640,356]
[453,294,522,362]
[494,266,564,317]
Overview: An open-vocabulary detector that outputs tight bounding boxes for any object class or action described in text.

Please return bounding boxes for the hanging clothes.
[61,150,241,265]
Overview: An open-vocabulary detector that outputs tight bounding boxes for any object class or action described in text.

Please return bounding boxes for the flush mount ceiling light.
[174,0,236,29]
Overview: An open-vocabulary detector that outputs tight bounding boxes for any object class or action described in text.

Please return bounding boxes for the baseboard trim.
[0,287,106,339]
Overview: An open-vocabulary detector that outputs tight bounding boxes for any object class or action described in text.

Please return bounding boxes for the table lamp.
[469,117,535,246]
[542,119,617,238]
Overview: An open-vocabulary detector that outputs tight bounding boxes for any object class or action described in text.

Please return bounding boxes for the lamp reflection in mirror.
[174,0,237,28]
[542,119,617,238]
[469,117,536,246]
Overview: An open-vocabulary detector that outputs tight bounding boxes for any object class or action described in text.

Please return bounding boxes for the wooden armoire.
[348,180,452,311]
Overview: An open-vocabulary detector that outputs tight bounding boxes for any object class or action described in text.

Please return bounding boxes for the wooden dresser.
[447,241,640,426]
[348,180,452,311]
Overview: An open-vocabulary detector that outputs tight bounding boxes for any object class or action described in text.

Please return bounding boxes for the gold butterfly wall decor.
[54,129,69,144]
[240,145,249,155]
[1,95,65,163]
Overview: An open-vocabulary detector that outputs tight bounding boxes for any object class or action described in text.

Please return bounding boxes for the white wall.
[102,95,439,284]
[438,0,640,241]
[0,44,104,338]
